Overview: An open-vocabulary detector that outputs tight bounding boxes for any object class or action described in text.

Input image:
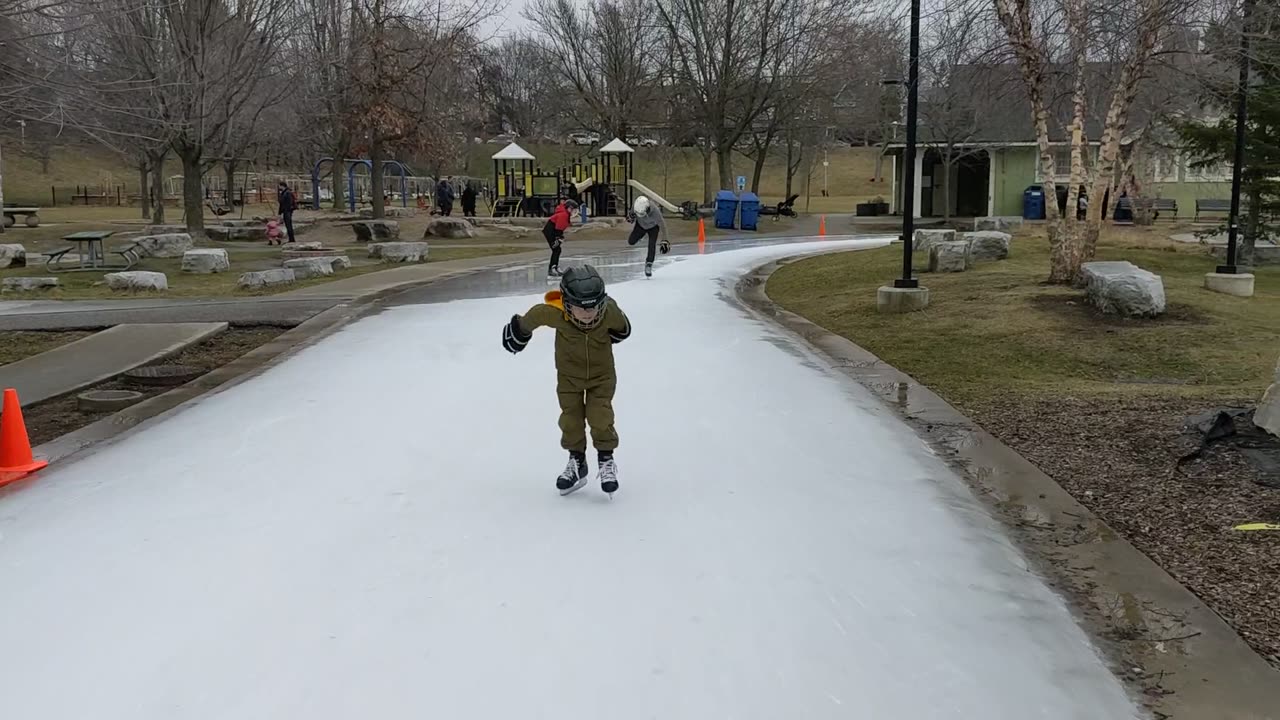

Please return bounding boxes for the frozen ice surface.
[0,239,1141,718]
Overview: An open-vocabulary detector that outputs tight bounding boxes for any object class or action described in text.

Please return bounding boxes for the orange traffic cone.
[0,388,47,487]
[818,215,826,237]
[697,217,706,254]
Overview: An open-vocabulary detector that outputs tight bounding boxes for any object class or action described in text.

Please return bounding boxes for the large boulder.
[105,270,168,292]
[181,248,231,274]
[928,240,973,273]
[0,243,26,269]
[1,277,58,292]
[489,224,531,238]
[1079,261,1166,317]
[912,229,956,253]
[135,233,194,258]
[1256,356,1280,438]
[146,224,187,234]
[359,207,416,219]
[368,241,429,263]
[352,220,400,242]
[424,217,476,239]
[975,216,1024,232]
[238,268,296,289]
[205,225,267,242]
[283,255,349,278]
[964,231,1012,261]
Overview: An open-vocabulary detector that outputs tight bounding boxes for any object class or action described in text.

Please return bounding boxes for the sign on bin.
[736,176,746,191]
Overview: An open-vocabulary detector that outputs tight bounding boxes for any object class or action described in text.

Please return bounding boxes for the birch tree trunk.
[1083,0,1165,264]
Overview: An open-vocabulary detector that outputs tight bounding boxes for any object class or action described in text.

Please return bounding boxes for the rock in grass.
[1080,261,1165,317]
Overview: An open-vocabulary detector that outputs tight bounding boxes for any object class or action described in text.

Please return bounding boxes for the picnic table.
[46,230,123,272]
[2,206,41,228]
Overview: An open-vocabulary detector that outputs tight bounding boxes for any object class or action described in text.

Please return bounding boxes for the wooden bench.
[2,206,41,228]
[1196,198,1232,221]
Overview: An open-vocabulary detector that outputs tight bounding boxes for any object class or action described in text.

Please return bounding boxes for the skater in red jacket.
[543,199,578,278]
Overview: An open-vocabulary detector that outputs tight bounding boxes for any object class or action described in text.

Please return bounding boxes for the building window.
[1186,159,1233,182]
[1153,153,1181,182]
[1036,146,1098,181]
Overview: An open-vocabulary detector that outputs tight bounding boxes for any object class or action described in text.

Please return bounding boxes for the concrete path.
[0,239,1143,718]
[0,322,227,407]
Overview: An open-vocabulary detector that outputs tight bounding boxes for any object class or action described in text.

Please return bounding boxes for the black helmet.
[559,265,608,329]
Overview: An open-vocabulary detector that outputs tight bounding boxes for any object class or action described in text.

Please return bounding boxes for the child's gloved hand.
[608,320,631,345]
[503,315,531,354]
[660,239,670,254]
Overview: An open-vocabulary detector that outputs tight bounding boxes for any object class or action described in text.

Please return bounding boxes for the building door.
[955,153,991,218]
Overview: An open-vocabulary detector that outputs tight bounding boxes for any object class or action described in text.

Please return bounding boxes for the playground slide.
[573,178,594,194]
[626,179,682,214]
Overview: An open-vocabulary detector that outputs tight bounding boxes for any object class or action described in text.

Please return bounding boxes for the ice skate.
[557,452,589,496]
[548,266,562,279]
[644,262,653,278]
[598,454,619,495]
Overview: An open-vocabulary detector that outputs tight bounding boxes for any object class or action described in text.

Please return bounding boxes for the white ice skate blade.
[559,476,589,496]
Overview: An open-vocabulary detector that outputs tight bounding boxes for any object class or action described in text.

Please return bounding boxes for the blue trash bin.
[738,192,760,230]
[714,190,739,230]
[1023,185,1046,220]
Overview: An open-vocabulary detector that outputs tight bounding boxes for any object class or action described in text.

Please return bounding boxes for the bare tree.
[481,36,563,139]
[523,0,659,140]
[994,0,1192,282]
[347,0,491,218]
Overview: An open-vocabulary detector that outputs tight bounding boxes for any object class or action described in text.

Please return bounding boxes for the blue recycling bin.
[738,191,760,230]
[714,190,739,230]
[1023,185,1046,220]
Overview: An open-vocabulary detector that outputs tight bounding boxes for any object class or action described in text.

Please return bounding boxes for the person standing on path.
[543,199,577,278]
[276,181,297,244]
[627,195,669,277]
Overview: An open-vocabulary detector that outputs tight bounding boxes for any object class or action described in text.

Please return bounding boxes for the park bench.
[2,206,41,228]
[1114,197,1178,223]
[42,247,75,271]
[111,241,142,270]
[1196,198,1232,221]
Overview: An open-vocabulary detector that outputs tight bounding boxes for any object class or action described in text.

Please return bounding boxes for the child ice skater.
[628,195,670,277]
[543,199,578,278]
[502,265,631,496]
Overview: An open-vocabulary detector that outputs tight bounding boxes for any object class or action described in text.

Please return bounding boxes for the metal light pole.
[1219,0,1254,275]
[895,0,922,289]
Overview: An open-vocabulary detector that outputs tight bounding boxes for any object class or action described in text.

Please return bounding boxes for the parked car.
[626,135,660,148]
[569,132,599,146]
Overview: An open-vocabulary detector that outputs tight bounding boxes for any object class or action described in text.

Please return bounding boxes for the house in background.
[884,62,1233,219]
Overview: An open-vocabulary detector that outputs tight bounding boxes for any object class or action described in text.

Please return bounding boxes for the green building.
[884,63,1232,220]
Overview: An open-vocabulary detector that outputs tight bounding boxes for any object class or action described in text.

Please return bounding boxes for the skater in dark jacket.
[502,265,631,496]
[543,199,578,277]
[628,195,669,277]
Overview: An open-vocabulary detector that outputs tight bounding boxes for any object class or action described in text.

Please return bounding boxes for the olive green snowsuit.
[515,291,631,453]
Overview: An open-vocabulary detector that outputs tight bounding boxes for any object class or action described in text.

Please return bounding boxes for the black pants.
[543,222,563,270]
[282,211,296,243]
[628,223,660,263]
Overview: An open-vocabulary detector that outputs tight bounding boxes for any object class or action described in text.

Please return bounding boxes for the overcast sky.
[477,0,531,41]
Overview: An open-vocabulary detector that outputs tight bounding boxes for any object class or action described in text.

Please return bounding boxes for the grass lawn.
[0,330,92,365]
[768,231,1280,404]
[767,226,1280,670]
[0,244,531,299]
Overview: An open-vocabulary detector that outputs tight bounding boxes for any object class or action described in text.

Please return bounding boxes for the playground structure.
[490,143,560,218]
[310,158,425,212]
[489,138,688,220]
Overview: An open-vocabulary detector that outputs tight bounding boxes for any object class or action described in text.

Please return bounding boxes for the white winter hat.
[633,195,651,216]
